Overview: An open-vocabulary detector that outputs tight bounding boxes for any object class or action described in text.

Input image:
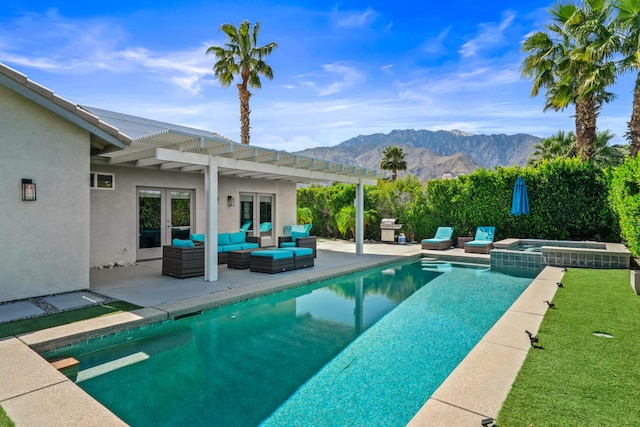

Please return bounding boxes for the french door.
[239,192,274,247]
[137,188,194,260]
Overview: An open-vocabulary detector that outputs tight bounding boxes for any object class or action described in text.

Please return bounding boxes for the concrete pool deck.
[0,241,562,426]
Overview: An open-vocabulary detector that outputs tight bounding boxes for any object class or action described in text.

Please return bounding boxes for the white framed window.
[90,172,115,190]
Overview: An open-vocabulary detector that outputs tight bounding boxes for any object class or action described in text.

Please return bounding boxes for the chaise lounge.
[464,226,496,254]
[421,227,455,250]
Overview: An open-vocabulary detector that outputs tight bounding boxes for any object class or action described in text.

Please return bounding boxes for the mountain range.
[294,129,540,181]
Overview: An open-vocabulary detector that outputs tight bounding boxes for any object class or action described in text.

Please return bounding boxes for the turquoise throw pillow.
[173,239,195,247]
[229,231,246,244]
[291,231,309,243]
[190,233,205,242]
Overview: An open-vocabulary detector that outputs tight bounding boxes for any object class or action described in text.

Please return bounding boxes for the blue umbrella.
[511,176,530,238]
[511,176,530,216]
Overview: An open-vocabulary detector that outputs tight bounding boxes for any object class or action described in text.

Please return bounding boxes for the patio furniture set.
[161,227,316,278]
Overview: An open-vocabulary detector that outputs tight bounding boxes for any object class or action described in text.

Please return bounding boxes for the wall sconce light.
[227,195,235,207]
[22,179,36,201]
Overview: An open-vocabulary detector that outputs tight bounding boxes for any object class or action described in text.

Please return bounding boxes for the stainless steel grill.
[380,218,402,243]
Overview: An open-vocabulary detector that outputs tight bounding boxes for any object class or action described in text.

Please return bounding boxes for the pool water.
[43,261,535,426]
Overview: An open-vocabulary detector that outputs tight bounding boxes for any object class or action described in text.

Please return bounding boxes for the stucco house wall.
[0,85,90,302]
[89,165,206,267]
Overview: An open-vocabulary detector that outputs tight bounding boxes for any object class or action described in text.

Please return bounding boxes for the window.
[90,172,115,190]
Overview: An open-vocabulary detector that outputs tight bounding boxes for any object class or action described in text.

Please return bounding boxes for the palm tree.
[614,0,640,157]
[528,129,627,167]
[379,146,407,180]
[206,21,278,145]
[528,130,576,166]
[521,1,618,161]
[335,205,377,239]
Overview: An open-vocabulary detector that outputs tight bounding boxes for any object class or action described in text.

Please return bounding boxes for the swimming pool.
[43,260,535,426]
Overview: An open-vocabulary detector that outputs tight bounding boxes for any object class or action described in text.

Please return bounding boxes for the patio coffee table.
[228,248,270,269]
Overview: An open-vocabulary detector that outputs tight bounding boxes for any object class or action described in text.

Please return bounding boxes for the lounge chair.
[464,226,496,254]
[240,220,252,232]
[421,227,454,250]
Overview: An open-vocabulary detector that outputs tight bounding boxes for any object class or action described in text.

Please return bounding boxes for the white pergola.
[95,129,387,281]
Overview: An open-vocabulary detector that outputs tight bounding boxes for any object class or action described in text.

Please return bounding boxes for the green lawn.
[0,301,141,339]
[498,269,640,426]
[0,406,14,427]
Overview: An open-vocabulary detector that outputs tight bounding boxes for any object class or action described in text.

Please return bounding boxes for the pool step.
[50,357,80,379]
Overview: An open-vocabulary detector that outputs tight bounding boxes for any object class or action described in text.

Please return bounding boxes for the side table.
[457,236,473,248]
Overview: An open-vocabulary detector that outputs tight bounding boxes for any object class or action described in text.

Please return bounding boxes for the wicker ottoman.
[276,247,314,269]
[162,245,204,279]
[250,250,294,273]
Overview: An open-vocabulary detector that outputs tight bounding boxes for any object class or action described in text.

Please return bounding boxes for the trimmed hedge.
[609,156,640,257]
[297,158,620,244]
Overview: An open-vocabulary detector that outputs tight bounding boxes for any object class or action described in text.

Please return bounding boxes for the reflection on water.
[41,261,501,427]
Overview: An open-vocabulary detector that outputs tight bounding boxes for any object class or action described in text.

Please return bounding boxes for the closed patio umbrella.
[511,176,530,237]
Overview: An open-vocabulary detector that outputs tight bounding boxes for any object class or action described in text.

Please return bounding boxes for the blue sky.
[0,1,635,150]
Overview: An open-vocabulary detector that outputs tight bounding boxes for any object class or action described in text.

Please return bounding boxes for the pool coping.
[407,265,564,425]
[1,253,557,426]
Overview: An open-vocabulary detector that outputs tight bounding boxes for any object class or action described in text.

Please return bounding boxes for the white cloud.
[421,26,451,55]
[459,11,516,57]
[295,62,364,96]
[331,6,378,29]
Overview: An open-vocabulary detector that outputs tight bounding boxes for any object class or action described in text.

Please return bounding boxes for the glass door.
[239,192,274,247]
[259,194,274,247]
[137,188,193,260]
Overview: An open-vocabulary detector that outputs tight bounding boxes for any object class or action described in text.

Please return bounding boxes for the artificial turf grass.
[0,301,141,339]
[0,405,14,427]
[498,269,640,426]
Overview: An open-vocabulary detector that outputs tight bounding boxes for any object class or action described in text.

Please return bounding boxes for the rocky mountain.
[295,129,540,181]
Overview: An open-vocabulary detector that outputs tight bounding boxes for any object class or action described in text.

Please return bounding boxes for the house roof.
[0,63,131,150]
[0,62,387,184]
[86,108,387,184]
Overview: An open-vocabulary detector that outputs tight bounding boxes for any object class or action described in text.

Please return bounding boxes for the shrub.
[609,156,640,257]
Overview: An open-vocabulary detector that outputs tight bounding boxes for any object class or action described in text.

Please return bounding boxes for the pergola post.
[355,180,364,255]
[204,156,219,281]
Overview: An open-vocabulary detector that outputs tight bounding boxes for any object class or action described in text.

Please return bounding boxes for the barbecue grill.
[380,218,403,243]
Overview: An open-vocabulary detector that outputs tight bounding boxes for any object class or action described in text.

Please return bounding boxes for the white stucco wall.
[90,165,206,266]
[0,86,90,302]
[218,176,297,236]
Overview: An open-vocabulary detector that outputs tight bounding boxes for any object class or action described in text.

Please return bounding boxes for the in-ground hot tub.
[491,239,631,271]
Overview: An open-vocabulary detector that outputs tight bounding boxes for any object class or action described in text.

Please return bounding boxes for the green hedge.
[297,158,620,243]
[609,156,640,257]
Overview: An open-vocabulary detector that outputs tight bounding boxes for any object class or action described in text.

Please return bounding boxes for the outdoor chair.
[278,231,317,258]
[464,226,496,254]
[421,227,455,250]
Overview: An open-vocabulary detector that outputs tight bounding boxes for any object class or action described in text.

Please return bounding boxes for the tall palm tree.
[614,0,640,157]
[206,21,278,145]
[379,146,407,181]
[521,0,618,161]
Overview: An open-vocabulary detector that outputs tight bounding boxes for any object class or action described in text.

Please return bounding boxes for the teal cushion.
[434,227,454,240]
[291,231,309,243]
[218,233,230,246]
[474,226,495,242]
[280,242,296,248]
[229,231,246,244]
[252,250,293,260]
[290,225,306,234]
[279,247,312,256]
[466,240,493,247]
[240,243,259,250]
[190,233,205,242]
[422,238,448,243]
[173,239,194,247]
